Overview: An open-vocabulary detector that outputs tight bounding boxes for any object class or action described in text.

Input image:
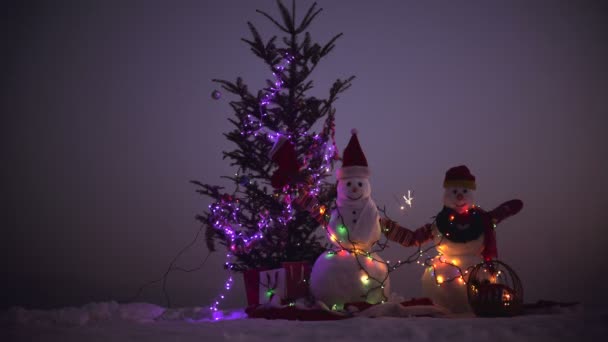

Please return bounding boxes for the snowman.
[420,165,523,313]
[309,130,390,310]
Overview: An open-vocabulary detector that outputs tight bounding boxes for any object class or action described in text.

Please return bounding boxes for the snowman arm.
[381,218,432,247]
[414,223,434,245]
[488,199,523,225]
[293,189,328,226]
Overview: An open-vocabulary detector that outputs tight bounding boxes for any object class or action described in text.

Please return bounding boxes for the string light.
[301,201,437,305]
[422,203,504,288]
[211,59,512,316]
[206,54,296,317]
[240,55,294,138]
[425,252,474,286]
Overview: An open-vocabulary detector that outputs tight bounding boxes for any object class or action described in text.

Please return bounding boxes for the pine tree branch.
[276,0,295,33]
[300,32,311,56]
[256,9,289,33]
[296,3,322,34]
[291,0,296,27]
[241,22,267,60]
[320,33,343,57]
[327,75,356,104]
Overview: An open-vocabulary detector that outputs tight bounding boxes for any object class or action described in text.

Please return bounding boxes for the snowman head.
[336,129,371,205]
[443,186,475,214]
[442,165,476,214]
[337,177,371,204]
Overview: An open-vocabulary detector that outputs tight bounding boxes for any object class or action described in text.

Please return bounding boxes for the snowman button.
[352,211,356,215]
[353,219,357,223]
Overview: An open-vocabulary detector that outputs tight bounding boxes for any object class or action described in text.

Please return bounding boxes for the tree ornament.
[269,136,300,189]
[211,90,222,100]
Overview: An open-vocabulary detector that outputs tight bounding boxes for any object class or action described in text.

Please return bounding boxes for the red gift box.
[243,261,312,307]
[243,268,268,307]
[281,261,312,301]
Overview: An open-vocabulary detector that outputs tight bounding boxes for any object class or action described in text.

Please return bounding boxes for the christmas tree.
[192,0,354,272]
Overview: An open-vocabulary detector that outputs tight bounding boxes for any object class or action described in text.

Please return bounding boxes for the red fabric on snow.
[245,298,434,321]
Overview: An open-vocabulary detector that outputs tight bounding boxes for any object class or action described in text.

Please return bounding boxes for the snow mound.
[118,303,166,322]
[3,302,166,326]
[355,303,449,318]
[3,304,606,342]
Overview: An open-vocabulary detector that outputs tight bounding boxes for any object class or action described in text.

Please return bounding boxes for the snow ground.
[2,302,605,342]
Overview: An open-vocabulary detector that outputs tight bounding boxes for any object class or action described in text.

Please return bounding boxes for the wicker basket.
[467,260,523,317]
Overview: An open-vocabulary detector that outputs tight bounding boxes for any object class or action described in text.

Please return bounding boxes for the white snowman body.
[421,186,485,313]
[326,177,380,251]
[310,250,389,308]
[310,176,390,309]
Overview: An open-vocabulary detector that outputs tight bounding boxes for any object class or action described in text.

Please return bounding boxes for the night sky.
[3,0,608,310]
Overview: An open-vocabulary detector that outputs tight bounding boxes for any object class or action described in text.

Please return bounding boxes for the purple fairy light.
[206,52,340,319]
[240,54,294,137]
[207,54,298,318]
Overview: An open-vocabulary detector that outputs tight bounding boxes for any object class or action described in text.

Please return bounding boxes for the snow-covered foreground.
[2,302,605,342]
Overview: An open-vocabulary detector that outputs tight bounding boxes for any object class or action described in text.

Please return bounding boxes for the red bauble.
[269,138,300,189]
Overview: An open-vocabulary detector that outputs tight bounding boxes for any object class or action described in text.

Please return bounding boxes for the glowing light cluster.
[319,218,391,303]
[425,253,472,287]
[306,133,337,195]
[422,203,501,287]
[209,197,270,251]
[241,54,294,138]
[210,273,233,320]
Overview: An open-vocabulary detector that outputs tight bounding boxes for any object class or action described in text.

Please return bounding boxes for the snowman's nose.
[352,187,358,193]
[456,193,463,201]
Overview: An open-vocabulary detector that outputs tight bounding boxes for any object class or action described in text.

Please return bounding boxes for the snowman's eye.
[358,182,362,187]
[346,181,351,186]
[452,190,457,194]
[463,189,468,193]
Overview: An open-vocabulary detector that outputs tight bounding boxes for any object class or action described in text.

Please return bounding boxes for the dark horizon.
[3,0,608,310]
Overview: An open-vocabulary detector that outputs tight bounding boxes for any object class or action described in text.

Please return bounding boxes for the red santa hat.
[268,135,300,189]
[336,129,370,179]
[443,165,476,190]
